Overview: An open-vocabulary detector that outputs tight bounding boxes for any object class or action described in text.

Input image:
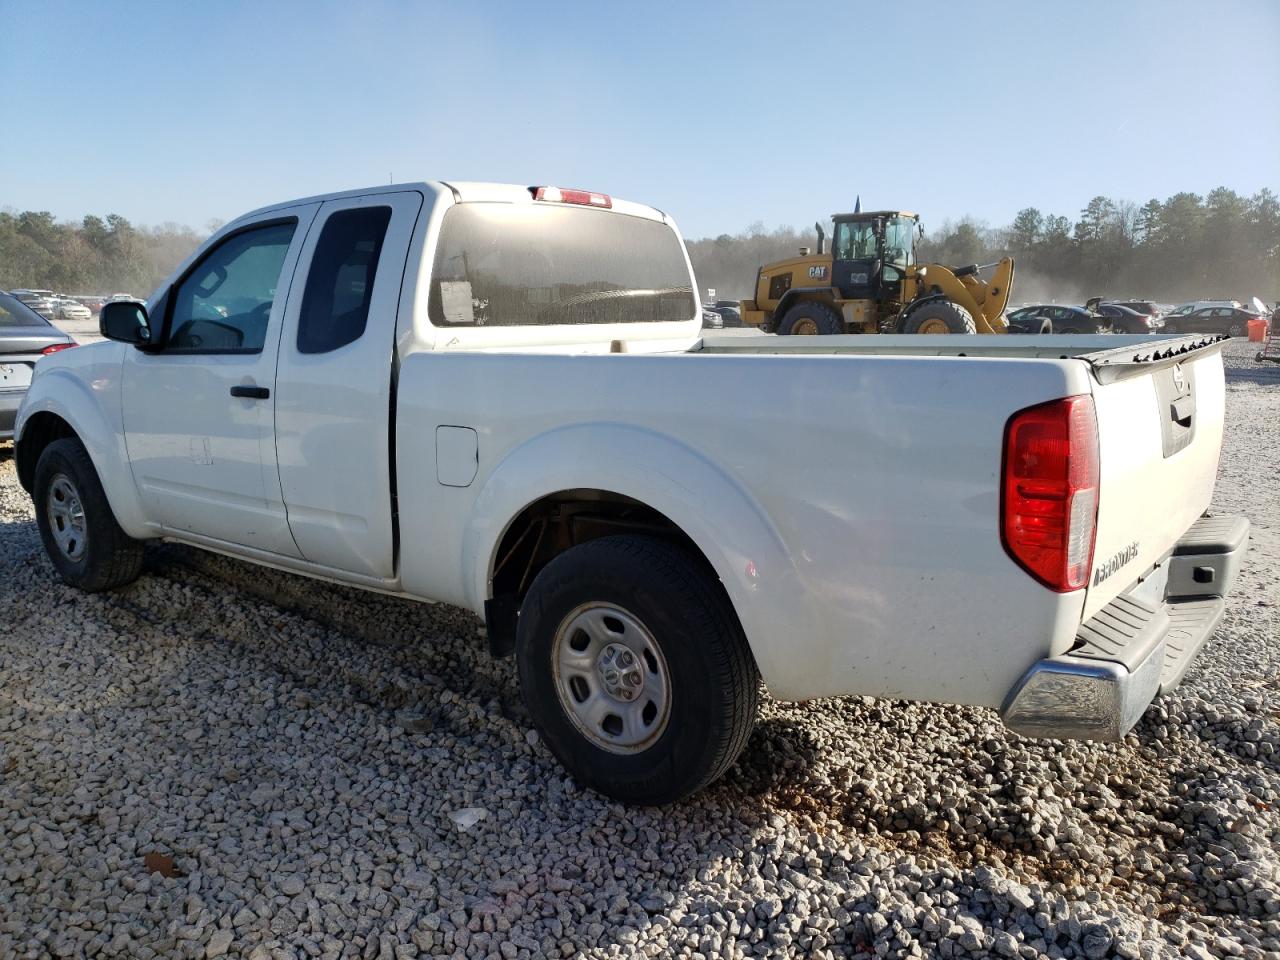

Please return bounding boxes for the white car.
[52,298,92,322]
[14,181,1247,804]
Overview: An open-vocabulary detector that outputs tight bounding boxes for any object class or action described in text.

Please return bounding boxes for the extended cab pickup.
[15,182,1247,804]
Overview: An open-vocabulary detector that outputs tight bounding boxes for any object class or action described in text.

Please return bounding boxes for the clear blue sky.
[2,0,1277,239]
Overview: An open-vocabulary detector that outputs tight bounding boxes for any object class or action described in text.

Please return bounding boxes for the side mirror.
[100,300,152,346]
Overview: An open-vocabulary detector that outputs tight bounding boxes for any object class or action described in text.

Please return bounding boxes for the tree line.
[686,187,1280,306]
[4,185,1278,308]
[0,210,211,296]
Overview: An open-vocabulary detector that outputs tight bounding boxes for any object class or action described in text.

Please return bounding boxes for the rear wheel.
[516,535,759,805]
[34,438,144,592]
[777,301,842,336]
[1228,321,1244,337]
[901,299,977,335]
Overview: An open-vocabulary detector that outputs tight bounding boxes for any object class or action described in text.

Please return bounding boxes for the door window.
[297,206,393,353]
[166,221,297,353]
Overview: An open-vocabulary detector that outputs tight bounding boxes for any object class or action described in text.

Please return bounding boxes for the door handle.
[1170,394,1195,426]
[230,385,270,400]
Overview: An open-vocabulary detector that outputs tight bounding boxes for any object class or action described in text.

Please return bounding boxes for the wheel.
[901,299,977,335]
[516,535,759,805]
[776,301,842,336]
[1059,326,1081,335]
[33,438,144,592]
[1228,322,1244,338]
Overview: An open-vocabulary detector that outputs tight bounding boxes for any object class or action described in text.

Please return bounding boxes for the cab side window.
[167,221,297,353]
[297,206,393,354]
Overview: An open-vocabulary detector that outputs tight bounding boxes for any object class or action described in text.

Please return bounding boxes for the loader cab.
[831,212,917,301]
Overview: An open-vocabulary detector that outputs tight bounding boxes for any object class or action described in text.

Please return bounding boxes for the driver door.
[122,204,319,555]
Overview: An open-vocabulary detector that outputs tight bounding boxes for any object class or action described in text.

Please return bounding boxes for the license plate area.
[0,362,33,388]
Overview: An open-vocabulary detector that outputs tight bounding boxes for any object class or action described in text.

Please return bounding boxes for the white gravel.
[1,339,1277,960]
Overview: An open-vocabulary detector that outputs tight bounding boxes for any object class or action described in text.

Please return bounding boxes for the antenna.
[389,172,393,184]
[854,195,861,214]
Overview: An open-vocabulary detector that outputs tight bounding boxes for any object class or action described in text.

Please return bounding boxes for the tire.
[33,438,144,592]
[1059,327,1081,335]
[516,535,759,805]
[777,301,842,336]
[901,299,977,335]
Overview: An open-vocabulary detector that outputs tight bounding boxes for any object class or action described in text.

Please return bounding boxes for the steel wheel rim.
[551,602,671,754]
[792,318,819,335]
[47,473,87,561]
[917,318,951,334]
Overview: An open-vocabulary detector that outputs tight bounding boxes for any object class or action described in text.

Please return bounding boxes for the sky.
[2,0,1278,239]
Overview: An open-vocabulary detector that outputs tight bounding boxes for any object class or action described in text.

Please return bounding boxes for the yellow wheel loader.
[739,210,1014,335]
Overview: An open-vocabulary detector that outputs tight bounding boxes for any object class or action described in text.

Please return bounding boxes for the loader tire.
[901,299,977,335]
[777,301,843,336]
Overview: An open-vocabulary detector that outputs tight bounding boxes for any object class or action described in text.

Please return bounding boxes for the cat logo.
[807,266,827,280]
[1172,362,1186,393]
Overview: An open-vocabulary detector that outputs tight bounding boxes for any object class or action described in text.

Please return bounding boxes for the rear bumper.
[1000,514,1248,740]
[0,389,24,440]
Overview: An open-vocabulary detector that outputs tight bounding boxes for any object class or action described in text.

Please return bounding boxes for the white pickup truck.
[15,181,1247,804]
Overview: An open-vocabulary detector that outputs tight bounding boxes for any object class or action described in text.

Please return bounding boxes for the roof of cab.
[230,181,669,227]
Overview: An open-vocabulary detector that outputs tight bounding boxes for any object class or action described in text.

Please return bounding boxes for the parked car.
[1163,306,1260,337]
[11,290,59,321]
[709,300,743,327]
[1092,302,1162,334]
[52,297,92,322]
[0,292,76,439]
[700,307,724,329]
[71,295,106,315]
[1165,300,1241,320]
[14,179,1246,805]
[1112,300,1164,319]
[1006,304,1100,335]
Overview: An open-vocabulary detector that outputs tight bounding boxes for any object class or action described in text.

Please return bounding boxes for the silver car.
[11,290,59,321]
[1,292,77,439]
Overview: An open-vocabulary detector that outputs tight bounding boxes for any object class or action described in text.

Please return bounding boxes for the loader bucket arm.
[915,257,1015,334]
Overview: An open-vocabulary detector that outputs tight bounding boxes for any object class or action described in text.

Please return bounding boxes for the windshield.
[883,216,915,267]
[834,217,915,265]
[834,220,877,260]
[429,202,695,327]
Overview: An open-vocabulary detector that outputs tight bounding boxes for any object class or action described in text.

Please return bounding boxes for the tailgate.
[1083,337,1227,619]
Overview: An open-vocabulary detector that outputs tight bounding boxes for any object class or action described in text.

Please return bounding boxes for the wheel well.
[485,489,721,656]
[15,412,76,494]
[774,288,838,321]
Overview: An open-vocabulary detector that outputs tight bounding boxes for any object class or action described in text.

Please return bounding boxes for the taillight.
[40,342,77,355]
[530,186,612,208]
[1001,395,1099,592]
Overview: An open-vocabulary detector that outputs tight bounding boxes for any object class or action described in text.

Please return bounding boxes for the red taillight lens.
[1001,395,1099,591]
[531,186,612,208]
[40,342,77,355]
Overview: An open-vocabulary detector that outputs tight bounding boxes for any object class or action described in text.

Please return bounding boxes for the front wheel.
[33,438,144,592]
[901,299,977,335]
[516,535,759,805]
[777,301,842,336]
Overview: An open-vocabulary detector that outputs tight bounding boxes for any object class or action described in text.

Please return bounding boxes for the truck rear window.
[428,202,695,327]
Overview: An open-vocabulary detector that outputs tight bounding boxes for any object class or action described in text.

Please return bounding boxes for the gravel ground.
[1,339,1278,960]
